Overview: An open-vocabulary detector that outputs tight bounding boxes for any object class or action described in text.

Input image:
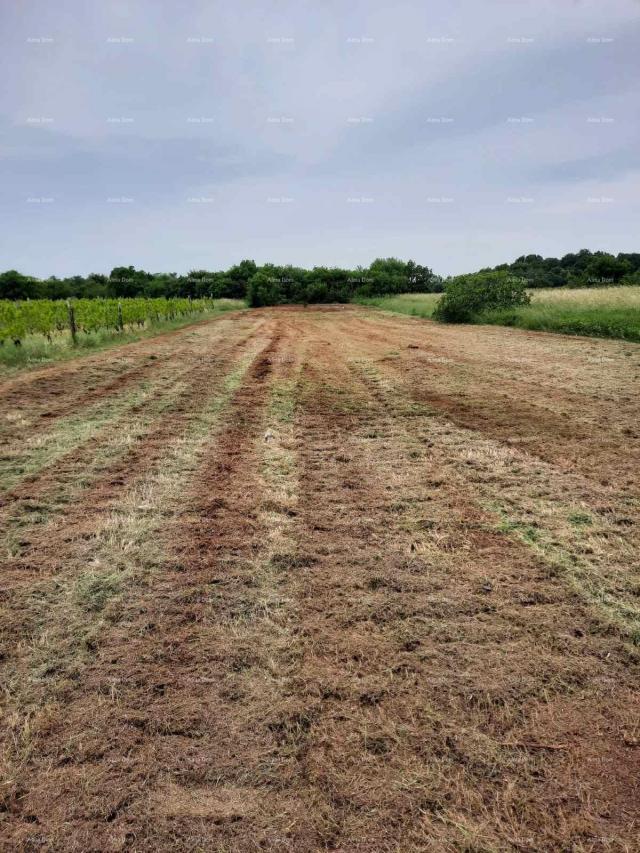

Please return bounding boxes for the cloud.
[0,0,637,276]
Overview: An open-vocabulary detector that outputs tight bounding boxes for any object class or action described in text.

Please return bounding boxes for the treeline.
[478,250,640,288]
[0,259,441,305]
[3,251,638,307]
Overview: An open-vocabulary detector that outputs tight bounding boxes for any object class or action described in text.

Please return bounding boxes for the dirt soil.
[0,306,639,852]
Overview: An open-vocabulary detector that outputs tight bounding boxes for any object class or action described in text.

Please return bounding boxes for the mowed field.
[1,306,639,852]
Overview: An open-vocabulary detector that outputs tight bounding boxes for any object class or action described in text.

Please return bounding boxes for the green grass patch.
[74,571,123,612]
[354,293,441,319]
[268,380,298,423]
[498,517,541,543]
[568,512,593,527]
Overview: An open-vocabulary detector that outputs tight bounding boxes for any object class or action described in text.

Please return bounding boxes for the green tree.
[580,253,631,286]
[0,270,38,300]
[108,266,152,297]
[225,260,257,298]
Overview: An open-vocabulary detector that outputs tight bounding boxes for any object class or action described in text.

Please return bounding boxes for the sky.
[1,0,638,278]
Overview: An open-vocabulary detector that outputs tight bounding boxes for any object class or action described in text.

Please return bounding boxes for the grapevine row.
[0,297,214,345]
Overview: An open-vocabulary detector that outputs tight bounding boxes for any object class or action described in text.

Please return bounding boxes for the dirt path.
[0,306,638,852]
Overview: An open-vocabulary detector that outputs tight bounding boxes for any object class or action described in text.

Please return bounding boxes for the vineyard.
[0,297,214,346]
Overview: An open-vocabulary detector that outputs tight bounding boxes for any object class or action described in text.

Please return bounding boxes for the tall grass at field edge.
[478,303,640,342]
[355,286,640,342]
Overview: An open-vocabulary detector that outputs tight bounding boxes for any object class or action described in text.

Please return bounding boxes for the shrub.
[434,271,530,323]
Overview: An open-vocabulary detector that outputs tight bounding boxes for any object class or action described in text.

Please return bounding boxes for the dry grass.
[0,373,182,493]
[530,284,640,307]
[0,305,638,851]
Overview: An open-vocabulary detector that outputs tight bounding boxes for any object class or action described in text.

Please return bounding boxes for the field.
[1,305,639,851]
[361,286,640,341]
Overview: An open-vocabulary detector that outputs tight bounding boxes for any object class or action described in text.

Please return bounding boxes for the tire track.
[279,320,639,851]
[0,321,290,851]
[0,319,269,582]
[0,312,248,444]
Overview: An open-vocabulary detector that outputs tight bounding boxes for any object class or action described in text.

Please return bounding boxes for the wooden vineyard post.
[117,302,124,331]
[67,299,77,346]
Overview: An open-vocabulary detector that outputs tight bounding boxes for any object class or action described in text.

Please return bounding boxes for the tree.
[580,254,631,286]
[108,266,152,297]
[0,270,38,300]
[83,273,109,298]
[365,258,409,295]
[406,260,437,292]
[38,276,72,300]
[226,260,257,298]
[306,267,352,302]
[247,265,308,306]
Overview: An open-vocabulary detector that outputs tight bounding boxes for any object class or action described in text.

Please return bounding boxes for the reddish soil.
[0,306,638,852]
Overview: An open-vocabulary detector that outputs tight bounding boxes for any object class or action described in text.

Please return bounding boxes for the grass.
[0,299,245,373]
[74,570,123,612]
[479,285,640,341]
[350,355,640,647]
[354,292,441,319]
[0,376,180,494]
[357,286,640,341]
[2,309,639,849]
[492,498,640,645]
[10,351,260,702]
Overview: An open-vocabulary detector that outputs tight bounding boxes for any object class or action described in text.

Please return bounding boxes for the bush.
[434,271,530,323]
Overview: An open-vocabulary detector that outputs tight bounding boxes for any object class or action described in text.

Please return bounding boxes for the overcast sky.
[1,0,638,278]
